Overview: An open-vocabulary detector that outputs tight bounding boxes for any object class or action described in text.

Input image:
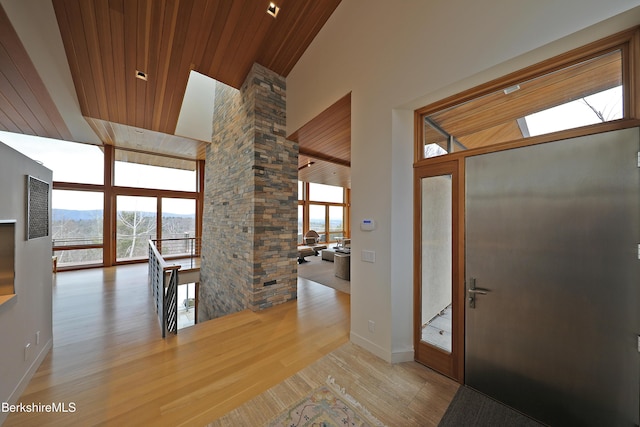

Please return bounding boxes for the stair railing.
[148,240,180,338]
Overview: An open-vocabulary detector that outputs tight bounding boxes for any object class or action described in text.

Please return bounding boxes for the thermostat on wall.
[360,218,375,231]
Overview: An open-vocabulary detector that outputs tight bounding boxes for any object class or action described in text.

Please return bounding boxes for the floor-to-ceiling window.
[115,195,157,262]
[113,150,199,264]
[298,181,349,244]
[52,189,104,268]
[162,198,196,240]
[0,133,202,270]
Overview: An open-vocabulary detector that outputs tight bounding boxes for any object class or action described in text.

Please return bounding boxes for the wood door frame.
[413,159,465,382]
[412,122,640,385]
[412,26,640,386]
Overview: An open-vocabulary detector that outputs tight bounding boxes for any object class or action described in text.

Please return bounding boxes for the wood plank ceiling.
[290,93,351,188]
[0,6,72,140]
[0,0,351,186]
[51,0,341,139]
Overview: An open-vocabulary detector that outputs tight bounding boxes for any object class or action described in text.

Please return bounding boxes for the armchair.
[297,230,327,263]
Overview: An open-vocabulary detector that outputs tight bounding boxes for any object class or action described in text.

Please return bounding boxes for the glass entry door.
[414,160,463,381]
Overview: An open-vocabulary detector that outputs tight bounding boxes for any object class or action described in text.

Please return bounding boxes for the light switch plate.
[362,250,375,263]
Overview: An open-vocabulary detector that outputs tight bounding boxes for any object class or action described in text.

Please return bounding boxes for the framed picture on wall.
[26,175,49,240]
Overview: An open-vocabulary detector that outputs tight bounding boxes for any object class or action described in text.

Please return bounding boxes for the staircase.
[148,238,200,337]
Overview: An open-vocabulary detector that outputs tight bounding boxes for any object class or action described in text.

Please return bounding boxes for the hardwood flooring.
[208,342,459,426]
[4,264,456,426]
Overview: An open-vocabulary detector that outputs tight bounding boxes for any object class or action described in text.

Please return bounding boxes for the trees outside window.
[116,196,157,261]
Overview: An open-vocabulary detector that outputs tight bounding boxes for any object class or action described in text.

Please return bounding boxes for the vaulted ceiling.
[0,0,350,185]
[51,0,341,137]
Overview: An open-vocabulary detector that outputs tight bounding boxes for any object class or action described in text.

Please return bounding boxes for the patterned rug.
[265,377,386,427]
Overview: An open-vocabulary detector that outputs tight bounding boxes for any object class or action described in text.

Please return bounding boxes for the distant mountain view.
[53,209,103,221]
[53,209,194,221]
[52,208,196,265]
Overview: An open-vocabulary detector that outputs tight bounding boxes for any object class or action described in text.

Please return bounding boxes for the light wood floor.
[208,342,459,426]
[4,264,456,426]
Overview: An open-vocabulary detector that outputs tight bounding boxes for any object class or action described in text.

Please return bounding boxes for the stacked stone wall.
[199,63,297,321]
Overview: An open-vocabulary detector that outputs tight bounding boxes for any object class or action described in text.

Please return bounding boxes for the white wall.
[0,142,53,424]
[287,0,640,362]
[175,71,216,142]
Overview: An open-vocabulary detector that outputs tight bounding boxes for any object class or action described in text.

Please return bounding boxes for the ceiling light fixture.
[267,2,280,18]
[136,70,148,81]
[503,84,520,95]
[298,161,315,171]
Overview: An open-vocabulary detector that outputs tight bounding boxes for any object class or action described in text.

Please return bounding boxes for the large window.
[115,150,196,192]
[309,205,327,242]
[298,205,304,244]
[309,182,344,203]
[52,190,103,268]
[328,205,345,241]
[162,198,196,240]
[116,196,157,262]
[1,134,202,269]
[298,181,349,245]
[0,132,104,184]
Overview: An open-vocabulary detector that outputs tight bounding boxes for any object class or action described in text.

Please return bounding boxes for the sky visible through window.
[0,131,195,214]
[424,85,623,158]
[8,83,616,214]
[525,86,622,136]
[0,131,104,184]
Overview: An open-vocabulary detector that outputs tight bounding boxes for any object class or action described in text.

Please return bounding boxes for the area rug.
[265,376,385,427]
[297,256,350,294]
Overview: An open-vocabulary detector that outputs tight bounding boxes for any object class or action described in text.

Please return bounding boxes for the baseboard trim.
[7,338,52,403]
[391,347,414,363]
[350,332,392,362]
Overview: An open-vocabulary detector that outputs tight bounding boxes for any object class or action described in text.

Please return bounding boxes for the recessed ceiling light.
[503,84,520,95]
[136,70,148,81]
[267,2,280,18]
[297,161,315,171]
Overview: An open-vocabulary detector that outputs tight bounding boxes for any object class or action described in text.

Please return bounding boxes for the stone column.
[199,63,298,322]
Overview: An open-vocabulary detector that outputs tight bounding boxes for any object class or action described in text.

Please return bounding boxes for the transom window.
[417,32,635,161]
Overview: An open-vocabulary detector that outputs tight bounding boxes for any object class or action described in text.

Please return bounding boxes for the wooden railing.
[148,240,180,338]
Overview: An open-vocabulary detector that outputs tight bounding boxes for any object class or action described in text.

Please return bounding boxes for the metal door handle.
[467,277,490,308]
